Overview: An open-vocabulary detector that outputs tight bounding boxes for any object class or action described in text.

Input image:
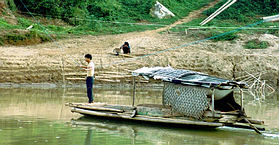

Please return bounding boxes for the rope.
[101,18,277,68]
[18,11,169,27]
[18,11,279,30]
[18,0,279,70]
[19,0,80,67]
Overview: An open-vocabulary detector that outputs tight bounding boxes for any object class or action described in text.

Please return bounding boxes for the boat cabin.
[132,67,247,119]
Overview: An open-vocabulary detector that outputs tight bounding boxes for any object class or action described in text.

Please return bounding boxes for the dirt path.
[153,0,222,33]
[124,0,221,37]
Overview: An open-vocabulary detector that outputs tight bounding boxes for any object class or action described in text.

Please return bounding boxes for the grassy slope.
[2,0,278,46]
[169,0,279,42]
[0,0,213,45]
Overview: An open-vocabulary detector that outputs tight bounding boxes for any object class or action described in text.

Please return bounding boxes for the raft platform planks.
[67,103,124,113]
[71,107,223,128]
[67,103,265,131]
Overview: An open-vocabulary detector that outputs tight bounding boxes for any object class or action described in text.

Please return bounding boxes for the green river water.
[0,86,279,145]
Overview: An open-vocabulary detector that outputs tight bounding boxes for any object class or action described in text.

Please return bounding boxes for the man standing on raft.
[81,54,95,104]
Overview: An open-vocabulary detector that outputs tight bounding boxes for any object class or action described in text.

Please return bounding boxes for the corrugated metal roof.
[132,67,247,89]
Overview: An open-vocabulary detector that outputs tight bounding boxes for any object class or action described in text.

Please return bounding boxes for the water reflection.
[84,128,93,145]
[0,87,162,121]
[0,87,279,145]
[72,116,279,145]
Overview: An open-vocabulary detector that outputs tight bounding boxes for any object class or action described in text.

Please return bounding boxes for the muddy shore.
[1,0,278,88]
[0,32,278,88]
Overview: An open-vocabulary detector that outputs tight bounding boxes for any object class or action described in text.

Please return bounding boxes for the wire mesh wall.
[163,82,209,118]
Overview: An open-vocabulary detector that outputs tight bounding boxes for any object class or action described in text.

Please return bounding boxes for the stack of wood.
[236,71,275,100]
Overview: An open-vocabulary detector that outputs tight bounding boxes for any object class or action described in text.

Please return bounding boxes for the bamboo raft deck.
[66,103,265,130]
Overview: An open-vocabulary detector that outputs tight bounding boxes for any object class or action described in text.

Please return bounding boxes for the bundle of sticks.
[235,71,275,100]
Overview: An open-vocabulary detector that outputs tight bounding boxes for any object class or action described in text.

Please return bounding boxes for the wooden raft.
[66,103,265,130]
[71,107,223,127]
[67,103,223,128]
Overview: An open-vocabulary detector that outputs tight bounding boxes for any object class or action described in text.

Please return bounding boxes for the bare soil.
[0,0,278,87]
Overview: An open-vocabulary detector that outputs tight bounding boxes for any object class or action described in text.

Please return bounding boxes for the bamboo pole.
[132,76,136,107]
[262,80,266,99]
[244,71,275,99]
[245,71,274,92]
[211,88,215,117]
[200,0,237,26]
[162,82,166,105]
[200,0,232,25]
[240,88,244,112]
[243,118,262,134]
[246,119,264,125]
[235,72,260,80]
[263,14,279,22]
[73,105,124,113]
[62,55,65,86]
[225,123,265,131]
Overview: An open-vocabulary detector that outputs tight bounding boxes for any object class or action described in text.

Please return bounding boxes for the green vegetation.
[169,0,279,41]
[5,0,17,12]
[3,30,51,45]
[203,0,279,23]
[1,0,214,45]
[0,18,52,45]
[0,37,4,45]
[12,0,213,34]
[210,30,238,41]
[15,0,213,23]
[244,39,269,49]
[1,0,279,45]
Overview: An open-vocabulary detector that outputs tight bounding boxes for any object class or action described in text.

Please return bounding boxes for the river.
[0,86,279,145]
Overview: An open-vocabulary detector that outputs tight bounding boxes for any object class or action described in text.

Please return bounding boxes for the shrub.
[5,33,27,44]
[17,18,32,28]
[244,39,269,49]
[0,37,4,45]
[210,30,239,41]
[2,30,52,45]
[5,0,17,11]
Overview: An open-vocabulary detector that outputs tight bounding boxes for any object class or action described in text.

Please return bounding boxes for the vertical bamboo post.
[100,58,103,69]
[132,76,136,107]
[211,88,215,117]
[240,88,244,112]
[59,87,66,119]
[162,82,166,106]
[62,55,65,86]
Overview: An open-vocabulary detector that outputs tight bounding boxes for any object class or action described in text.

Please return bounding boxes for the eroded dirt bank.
[0,32,278,87]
